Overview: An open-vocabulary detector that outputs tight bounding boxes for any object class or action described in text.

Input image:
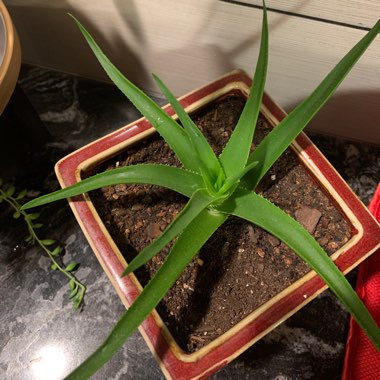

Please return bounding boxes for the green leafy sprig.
[22,4,380,379]
[0,178,86,310]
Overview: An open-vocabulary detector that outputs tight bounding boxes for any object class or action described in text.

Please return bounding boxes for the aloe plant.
[22,4,380,379]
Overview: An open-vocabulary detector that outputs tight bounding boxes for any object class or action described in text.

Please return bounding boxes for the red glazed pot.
[55,70,380,380]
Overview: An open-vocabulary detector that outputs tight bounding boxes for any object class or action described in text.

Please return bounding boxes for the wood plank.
[5,0,380,143]
[229,0,380,29]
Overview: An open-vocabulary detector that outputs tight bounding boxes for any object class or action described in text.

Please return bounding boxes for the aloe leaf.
[122,188,222,275]
[64,209,228,380]
[153,74,224,190]
[219,2,268,177]
[219,160,258,194]
[70,15,199,173]
[243,19,380,190]
[219,188,380,350]
[21,164,203,210]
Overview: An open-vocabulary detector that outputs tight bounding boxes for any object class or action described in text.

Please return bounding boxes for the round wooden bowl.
[0,0,21,114]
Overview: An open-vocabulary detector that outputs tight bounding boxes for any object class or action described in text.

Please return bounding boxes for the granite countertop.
[0,65,379,380]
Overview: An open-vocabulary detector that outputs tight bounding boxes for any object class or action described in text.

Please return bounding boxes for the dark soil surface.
[87,95,352,353]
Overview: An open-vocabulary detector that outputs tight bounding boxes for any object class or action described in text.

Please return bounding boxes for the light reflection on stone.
[31,345,66,380]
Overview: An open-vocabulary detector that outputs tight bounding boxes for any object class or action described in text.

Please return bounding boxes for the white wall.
[5,0,380,144]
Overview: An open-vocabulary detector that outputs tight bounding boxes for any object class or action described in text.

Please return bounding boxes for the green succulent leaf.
[65,209,227,380]
[72,295,84,310]
[28,213,40,220]
[51,263,58,270]
[51,246,62,256]
[219,188,380,350]
[12,210,21,219]
[16,189,27,200]
[153,74,224,192]
[41,239,56,246]
[122,188,222,275]
[5,186,15,197]
[69,14,200,173]
[243,18,380,190]
[66,262,79,272]
[219,2,268,177]
[69,286,79,299]
[219,160,258,194]
[21,164,203,210]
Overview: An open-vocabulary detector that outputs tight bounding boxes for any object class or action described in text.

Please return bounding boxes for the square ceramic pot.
[55,70,380,379]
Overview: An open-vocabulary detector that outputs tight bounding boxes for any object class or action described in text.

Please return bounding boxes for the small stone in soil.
[268,235,280,247]
[283,257,293,267]
[247,224,259,244]
[294,206,322,234]
[135,221,144,229]
[328,241,339,250]
[256,248,265,258]
[146,222,161,239]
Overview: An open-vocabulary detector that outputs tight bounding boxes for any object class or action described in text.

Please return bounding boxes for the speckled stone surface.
[0,65,379,380]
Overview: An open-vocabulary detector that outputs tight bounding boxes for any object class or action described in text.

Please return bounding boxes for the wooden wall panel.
[234,0,380,28]
[5,0,380,143]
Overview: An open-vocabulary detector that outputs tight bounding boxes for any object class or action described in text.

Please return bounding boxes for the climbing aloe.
[22,4,380,379]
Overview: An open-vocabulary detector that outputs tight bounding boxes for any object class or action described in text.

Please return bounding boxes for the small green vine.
[0,178,86,310]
